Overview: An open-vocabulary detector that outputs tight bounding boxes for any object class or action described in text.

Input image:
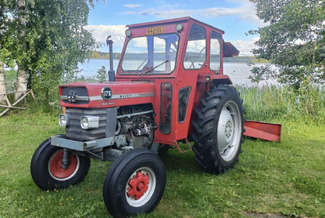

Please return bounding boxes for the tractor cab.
[117,17,239,78]
[116,17,238,79]
[115,17,239,147]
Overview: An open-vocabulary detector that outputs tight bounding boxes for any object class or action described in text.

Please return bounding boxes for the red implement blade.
[244,120,282,142]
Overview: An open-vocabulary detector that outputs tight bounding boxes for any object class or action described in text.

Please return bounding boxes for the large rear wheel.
[191,85,244,174]
[103,149,166,217]
[31,137,90,190]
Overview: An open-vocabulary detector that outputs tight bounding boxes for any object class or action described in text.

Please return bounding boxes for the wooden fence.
[0,89,35,117]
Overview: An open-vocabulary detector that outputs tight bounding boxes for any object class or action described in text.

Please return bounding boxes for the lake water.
[78,59,270,86]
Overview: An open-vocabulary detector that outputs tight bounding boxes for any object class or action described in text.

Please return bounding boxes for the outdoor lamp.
[59,114,69,126]
[80,116,100,129]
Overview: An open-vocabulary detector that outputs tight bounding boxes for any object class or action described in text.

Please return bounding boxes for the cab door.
[174,22,208,140]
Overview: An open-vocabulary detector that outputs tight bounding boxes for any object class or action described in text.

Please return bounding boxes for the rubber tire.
[103,149,166,217]
[191,85,245,174]
[31,137,90,190]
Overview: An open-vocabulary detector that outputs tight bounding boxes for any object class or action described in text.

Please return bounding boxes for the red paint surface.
[127,171,149,200]
[60,81,155,108]
[49,150,78,179]
[244,120,282,142]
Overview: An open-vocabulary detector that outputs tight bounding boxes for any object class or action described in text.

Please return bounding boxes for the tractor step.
[175,139,192,153]
[244,120,282,142]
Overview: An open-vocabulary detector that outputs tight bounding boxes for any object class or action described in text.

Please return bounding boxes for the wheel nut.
[137,182,145,191]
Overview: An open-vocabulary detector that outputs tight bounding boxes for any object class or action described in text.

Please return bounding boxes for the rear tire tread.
[191,85,245,174]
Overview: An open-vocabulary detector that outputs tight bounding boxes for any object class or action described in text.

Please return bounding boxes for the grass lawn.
[0,112,324,217]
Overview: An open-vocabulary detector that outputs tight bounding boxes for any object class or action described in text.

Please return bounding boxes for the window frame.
[209,30,222,73]
[183,23,207,71]
[118,33,180,75]
[177,86,192,123]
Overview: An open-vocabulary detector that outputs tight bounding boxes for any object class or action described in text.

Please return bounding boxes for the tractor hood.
[59,81,155,108]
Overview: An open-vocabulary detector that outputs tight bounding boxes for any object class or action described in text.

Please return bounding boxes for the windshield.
[120,33,179,75]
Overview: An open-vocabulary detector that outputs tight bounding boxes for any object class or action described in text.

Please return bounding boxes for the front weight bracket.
[61,149,70,169]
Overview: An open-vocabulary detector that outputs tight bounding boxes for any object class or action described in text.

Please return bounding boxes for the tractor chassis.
[51,135,159,161]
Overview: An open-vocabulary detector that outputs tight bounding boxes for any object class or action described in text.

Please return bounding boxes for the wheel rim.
[217,100,242,161]
[125,167,156,207]
[48,150,80,181]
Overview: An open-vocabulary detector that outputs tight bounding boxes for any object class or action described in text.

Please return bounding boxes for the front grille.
[66,108,108,141]
[61,87,89,104]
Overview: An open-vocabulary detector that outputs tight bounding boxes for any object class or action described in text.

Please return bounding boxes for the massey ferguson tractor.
[31,17,261,216]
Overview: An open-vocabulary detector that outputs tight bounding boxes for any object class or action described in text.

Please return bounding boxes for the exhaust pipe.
[106,35,115,81]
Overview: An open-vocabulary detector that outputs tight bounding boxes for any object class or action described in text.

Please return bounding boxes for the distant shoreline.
[88,56,270,64]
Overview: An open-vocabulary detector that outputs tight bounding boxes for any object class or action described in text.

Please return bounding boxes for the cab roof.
[126,17,225,35]
[126,17,239,57]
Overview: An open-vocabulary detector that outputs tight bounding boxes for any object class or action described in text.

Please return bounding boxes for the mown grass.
[0,93,324,217]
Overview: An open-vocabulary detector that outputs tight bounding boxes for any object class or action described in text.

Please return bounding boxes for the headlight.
[176,23,183,32]
[125,29,132,37]
[59,114,69,126]
[80,116,99,129]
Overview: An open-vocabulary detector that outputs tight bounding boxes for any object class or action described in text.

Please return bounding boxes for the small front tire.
[31,137,90,190]
[103,149,166,217]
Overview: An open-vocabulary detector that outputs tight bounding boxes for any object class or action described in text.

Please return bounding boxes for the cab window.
[183,23,206,70]
[120,34,179,75]
[210,31,221,72]
[160,82,172,134]
[178,86,191,123]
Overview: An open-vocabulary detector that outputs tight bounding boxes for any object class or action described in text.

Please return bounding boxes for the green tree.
[0,60,5,103]
[96,66,107,82]
[0,1,12,102]
[249,0,325,88]
[91,51,101,59]
[114,53,121,59]
[0,0,97,102]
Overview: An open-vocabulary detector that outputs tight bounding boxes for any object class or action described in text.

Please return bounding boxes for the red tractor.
[31,17,246,216]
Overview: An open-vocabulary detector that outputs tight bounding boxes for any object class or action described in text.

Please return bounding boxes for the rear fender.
[213,78,232,86]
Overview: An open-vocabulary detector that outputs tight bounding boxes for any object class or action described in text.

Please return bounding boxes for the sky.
[86,0,266,56]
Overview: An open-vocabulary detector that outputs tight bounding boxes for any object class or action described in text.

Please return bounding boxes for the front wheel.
[103,149,166,217]
[191,85,245,174]
[31,137,90,190]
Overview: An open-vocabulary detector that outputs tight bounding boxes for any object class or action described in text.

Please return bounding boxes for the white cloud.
[85,25,126,52]
[121,1,266,27]
[230,37,259,56]
[225,0,268,26]
[124,4,141,8]
[85,24,259,56]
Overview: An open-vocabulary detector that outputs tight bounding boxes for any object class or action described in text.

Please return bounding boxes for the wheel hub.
[225,121,233,138]
[127,171,149,200]
[218,107,234,151]
[217,101,242,161]
[49,150,78,180]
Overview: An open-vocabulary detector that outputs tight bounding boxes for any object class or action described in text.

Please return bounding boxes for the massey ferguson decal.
[101,86,113,100]
[113,93,154,99]
[89,92,154,101]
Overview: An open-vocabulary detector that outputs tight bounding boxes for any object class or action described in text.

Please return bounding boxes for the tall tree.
[249,0,325,88]
[27,0,96,102]
[0,60,5,103]
[15,0,27,100]
[0,0,96,102]
[1,1,23,101]
[0,3,7,102]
